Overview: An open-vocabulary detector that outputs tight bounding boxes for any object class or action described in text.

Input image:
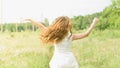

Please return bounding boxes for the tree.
[112,0,120,8]
[42,18,49,27]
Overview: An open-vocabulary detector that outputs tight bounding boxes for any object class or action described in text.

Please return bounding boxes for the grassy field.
[0,30,120,68]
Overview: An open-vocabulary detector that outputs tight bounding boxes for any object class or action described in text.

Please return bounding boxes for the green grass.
[0,30,120,68]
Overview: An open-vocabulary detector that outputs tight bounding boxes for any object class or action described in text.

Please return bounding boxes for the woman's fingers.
[94,17,99,22]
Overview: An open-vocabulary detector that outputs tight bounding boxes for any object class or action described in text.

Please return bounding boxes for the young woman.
[25,16,99,68]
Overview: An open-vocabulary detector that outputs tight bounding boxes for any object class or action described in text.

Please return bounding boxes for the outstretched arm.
[72,17,99,40]
[25,19,47,30]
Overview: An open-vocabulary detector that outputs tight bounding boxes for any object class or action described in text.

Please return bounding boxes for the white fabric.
[49,34,78,68]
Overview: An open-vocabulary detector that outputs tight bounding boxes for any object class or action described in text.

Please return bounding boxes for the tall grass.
[0,29,120,68]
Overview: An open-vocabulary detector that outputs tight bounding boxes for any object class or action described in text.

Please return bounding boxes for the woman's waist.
[54,49,71,53]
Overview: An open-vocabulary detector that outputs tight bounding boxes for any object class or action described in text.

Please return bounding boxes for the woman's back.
[54,33,72,52]
[49,34,78,68]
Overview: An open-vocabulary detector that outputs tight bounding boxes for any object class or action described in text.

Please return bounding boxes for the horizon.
[0,0,112,24]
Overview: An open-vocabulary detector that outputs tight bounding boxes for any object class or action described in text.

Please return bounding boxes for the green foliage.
[71,0,120,30]
[42,18,49,27]
[71,12,101,30]
[1,23,39,32]
[112,0,120,8]
[0,19,49,32]
[102,6,112,18]
[2,23,16,32]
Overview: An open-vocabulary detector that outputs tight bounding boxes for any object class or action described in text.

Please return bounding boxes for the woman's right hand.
[93,17,99,24]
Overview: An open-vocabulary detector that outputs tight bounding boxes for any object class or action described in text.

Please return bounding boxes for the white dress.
[49,34,78,68]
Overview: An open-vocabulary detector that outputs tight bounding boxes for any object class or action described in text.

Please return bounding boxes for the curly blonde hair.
[40,16,72,44]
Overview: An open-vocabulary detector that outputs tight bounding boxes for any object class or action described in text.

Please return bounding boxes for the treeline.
[0,0,119,32]
[1,23,38,32]
[0,19,49,32]
[71,0,120,30]
[71,12,101,30]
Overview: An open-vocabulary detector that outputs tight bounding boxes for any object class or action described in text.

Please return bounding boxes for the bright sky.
[1,0,112,23]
